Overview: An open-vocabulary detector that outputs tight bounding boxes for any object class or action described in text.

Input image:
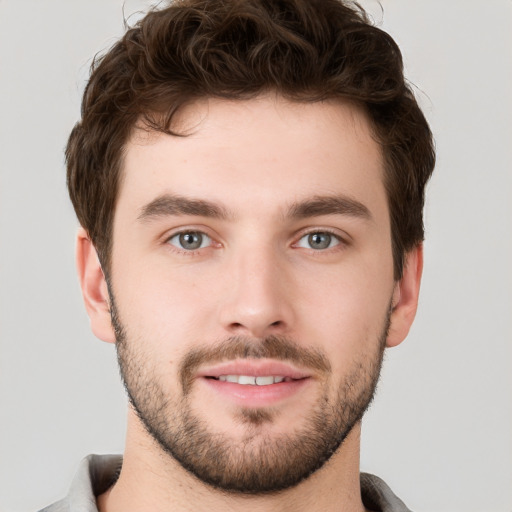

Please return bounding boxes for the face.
[105,96,399,493]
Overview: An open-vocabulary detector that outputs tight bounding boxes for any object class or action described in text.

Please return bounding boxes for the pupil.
[180,232,202,249]
[309,233,330,250]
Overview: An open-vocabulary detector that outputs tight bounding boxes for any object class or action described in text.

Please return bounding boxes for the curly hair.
[66,0,435,279]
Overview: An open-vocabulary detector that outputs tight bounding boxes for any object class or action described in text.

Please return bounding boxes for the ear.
[386,244,423,348]
[76,228,116,344]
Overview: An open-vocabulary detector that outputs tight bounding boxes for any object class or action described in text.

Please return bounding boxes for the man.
[42,0,435,510]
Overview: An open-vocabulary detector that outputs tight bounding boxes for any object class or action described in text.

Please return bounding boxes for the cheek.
[295,260,393,352]
[112,257,217,350]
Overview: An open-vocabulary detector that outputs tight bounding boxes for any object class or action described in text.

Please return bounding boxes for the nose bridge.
[219,239,293,337]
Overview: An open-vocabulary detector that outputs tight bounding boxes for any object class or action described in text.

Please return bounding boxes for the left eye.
[168,231,212,251]
[296,232,340,250]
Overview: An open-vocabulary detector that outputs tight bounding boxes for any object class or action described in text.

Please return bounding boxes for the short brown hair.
[66,0,435,279]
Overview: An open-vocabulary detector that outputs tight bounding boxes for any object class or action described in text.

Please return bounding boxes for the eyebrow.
[138,193,371,223]
[286,195,372,221]
[138,194,232,221]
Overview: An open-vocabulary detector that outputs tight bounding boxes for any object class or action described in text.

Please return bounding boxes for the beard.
[110,293,389,495]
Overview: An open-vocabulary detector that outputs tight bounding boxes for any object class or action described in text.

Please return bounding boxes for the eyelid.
[162,224,217,241]
[293,227,349,243]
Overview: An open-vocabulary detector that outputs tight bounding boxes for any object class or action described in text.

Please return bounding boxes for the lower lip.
[200,377,311,408]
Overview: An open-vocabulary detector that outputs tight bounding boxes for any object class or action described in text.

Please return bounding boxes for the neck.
[98,410,368,512]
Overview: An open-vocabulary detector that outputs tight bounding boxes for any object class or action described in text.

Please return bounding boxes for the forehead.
[118,96,386,221]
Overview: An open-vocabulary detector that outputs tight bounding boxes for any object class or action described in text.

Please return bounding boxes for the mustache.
[179,335,331,395]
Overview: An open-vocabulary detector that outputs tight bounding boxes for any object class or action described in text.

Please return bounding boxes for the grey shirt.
[39,454,412,512]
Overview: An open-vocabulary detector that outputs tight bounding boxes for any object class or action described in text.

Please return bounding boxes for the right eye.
[167,231,212,251]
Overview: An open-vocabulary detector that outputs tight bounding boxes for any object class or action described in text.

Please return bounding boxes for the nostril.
[225,316,289,338]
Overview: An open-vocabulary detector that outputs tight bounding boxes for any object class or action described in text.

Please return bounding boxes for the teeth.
[217,375,287,386]
[238,375,256,385]
[255,376,274,386]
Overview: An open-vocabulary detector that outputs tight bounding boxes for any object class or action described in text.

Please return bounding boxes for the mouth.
[197,360,312,407]
[209,375,296,385]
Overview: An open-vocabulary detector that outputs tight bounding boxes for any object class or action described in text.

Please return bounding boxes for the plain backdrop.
[0,1,511,511]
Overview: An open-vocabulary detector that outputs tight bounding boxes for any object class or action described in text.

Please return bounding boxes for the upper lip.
[197,359,311,380]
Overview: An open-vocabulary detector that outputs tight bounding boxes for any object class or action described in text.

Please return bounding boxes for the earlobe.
[386,244,423,348]
[76,228,116,344]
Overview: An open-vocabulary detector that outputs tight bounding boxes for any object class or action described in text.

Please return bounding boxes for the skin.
[77,95,422,512]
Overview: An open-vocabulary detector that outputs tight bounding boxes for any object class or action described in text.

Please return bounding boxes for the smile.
[196,360,313,406]
[214,375,292,385]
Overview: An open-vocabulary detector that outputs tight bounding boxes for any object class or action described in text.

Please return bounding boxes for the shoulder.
[360,472,412,512]
[37,454,123,512]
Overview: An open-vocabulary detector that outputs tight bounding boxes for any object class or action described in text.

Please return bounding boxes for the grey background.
[0,1,511,510]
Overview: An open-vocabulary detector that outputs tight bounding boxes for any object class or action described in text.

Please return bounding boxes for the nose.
[218,245,295,339]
